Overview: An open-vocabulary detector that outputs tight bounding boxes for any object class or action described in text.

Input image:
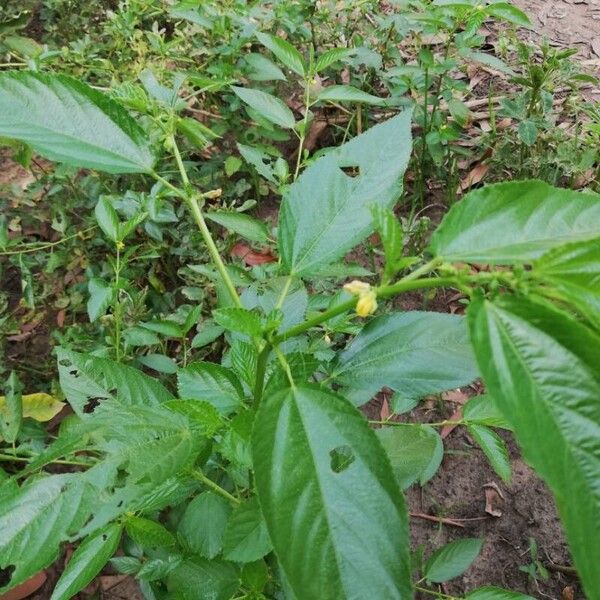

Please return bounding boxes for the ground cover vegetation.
[0,1,598,599]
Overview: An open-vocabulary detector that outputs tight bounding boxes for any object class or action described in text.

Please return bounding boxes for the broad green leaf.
[222,497,272,562]
[245,53,287,81]
[125,515,176,548]
[87,277,113,322]
[533,239,600,329]
[137,353,178,374]
[429,181,600,264]
[461,50,515,75]
[110,556,142,575]
[0,372,21,443]
[51,523,122,600]
[278,109,413,275]
[315,48,354,72]
[178,492,232,558]
[424,538,483,583]
[178,362,243,415]
[468,295,600,596]
[0,474,94,593]
[164,400,223,437]
[377,424,443,489]
[317,84,385,105]
[191,321,225,348]
[168,1,211,27]
[0,72,154,173]
[448,98,470,126]
[168,557,239,600]
[332,312,478,403]
[466,587,535,600]
[463,395,511,430]
[232,86,296,129]
[253,385,412,599]
[57,349,173,415]
[206,211,269,243]
[0,392,64,422]
[255,32,305,77]
[140,319,184,338]
[468,424,511,482]
[137,556,183,582]
[213,307,263,337]
[486,3,531,27]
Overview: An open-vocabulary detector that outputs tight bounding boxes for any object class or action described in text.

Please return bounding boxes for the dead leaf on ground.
[459,163,489,192]
[484,482,505,517]
[230,243,277,266]
[0,572,47,600]
[562,586,575,600]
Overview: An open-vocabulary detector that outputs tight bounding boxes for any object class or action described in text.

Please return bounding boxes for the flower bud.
[356,290,377,317]
[343,280,371,296]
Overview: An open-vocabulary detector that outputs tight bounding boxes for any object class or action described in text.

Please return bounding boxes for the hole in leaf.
[59,359,72,368]
[102,534,108,541]
[83,397,101,414]
[0,565,15,587]
[339,165,360,178]
[329,445,355,473]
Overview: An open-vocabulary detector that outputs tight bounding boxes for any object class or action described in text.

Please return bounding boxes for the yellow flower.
[116,240,125,251]
[356,290,377,317]
[343,280,371,296]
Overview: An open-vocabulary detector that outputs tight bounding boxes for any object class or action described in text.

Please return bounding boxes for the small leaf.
[371,205,403,281]
[206,211,269,243]
[448,98,471,126]
[95,198,120,243]
[168,557,239,600]
[317,85,384,105]
[51,524,122,600]
[125,516,176,548]
[463,395,511,430]
[87,278,113,322]
[245,53,287,81]
[191,322,225,348]
[178,492,232,558]
[0,372,22,443]
[518,120,538,146]
[222,497,272,562]
[0,72,154,173]
[315,48,354,72]
[137,354,178,374]
[424,538,484,583]
[468,424,511,482]
[486,3,531,27]
[177,117,219,149]
[232,86,296,129]
[237,143,277,183]
[255,32,305,77]
[140,319,185,338]
[466,587,536,600]
[164,400,223,437]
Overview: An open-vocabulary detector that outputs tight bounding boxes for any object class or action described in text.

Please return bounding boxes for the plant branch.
[190,469,240,506]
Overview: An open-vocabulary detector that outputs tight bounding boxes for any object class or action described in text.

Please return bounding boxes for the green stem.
[190,469,240,506]
[0,226,97,256]
[114,243,123,362]
[294,84,313,180]
[274,275,294,311]
[415,585,461,600]
[253,344,272,406]
[0,452,93,468]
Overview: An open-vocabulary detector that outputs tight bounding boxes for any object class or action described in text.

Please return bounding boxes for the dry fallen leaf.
[562,586,575,600]
[484,482,505,517]
[460,163,489,192]
[0,572,46,600]
[230,243,277,266]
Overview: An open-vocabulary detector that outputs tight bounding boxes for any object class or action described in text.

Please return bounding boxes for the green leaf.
[232,86,296,129]
[237,143,277,183]
[87,277,113,322]
[466,587,536,600]
[177,116,219,149]
[222,497,272,562]
[94,197,119,242]
[255,32,305,77]
[468,295,600,597]
[191,322,225,348]
[164,399,223,437]
[429,181,600,264]
[461,50,515,75]
[178,492,232,558]
[213,307,263,337]
[371,205,403,282]
[468,424,511,482]
[178,362,243,415]
[125,515,175,548]
[57,349,173,415]
[168,557,239,600]
[377,424,443,489]
[205,211,269,243]
[447,98,470,126]
[137,353,178,374]
[533,239,600,329]
[314,48,354,72]
[486,3,531,27]
[332,312,478,403]
[0,372,22,444]
[51,523,122,600]
[245,53,287,81]
[0,474,94,593]
[424,538,484,583]
[252,385,411,599]
[463,395,511,430]
[168,2,211,27]
[518,120,538,146]
[279,109,413,275]
[0,72,154,173]
[140,319,185,338]
[317,84,384,105]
